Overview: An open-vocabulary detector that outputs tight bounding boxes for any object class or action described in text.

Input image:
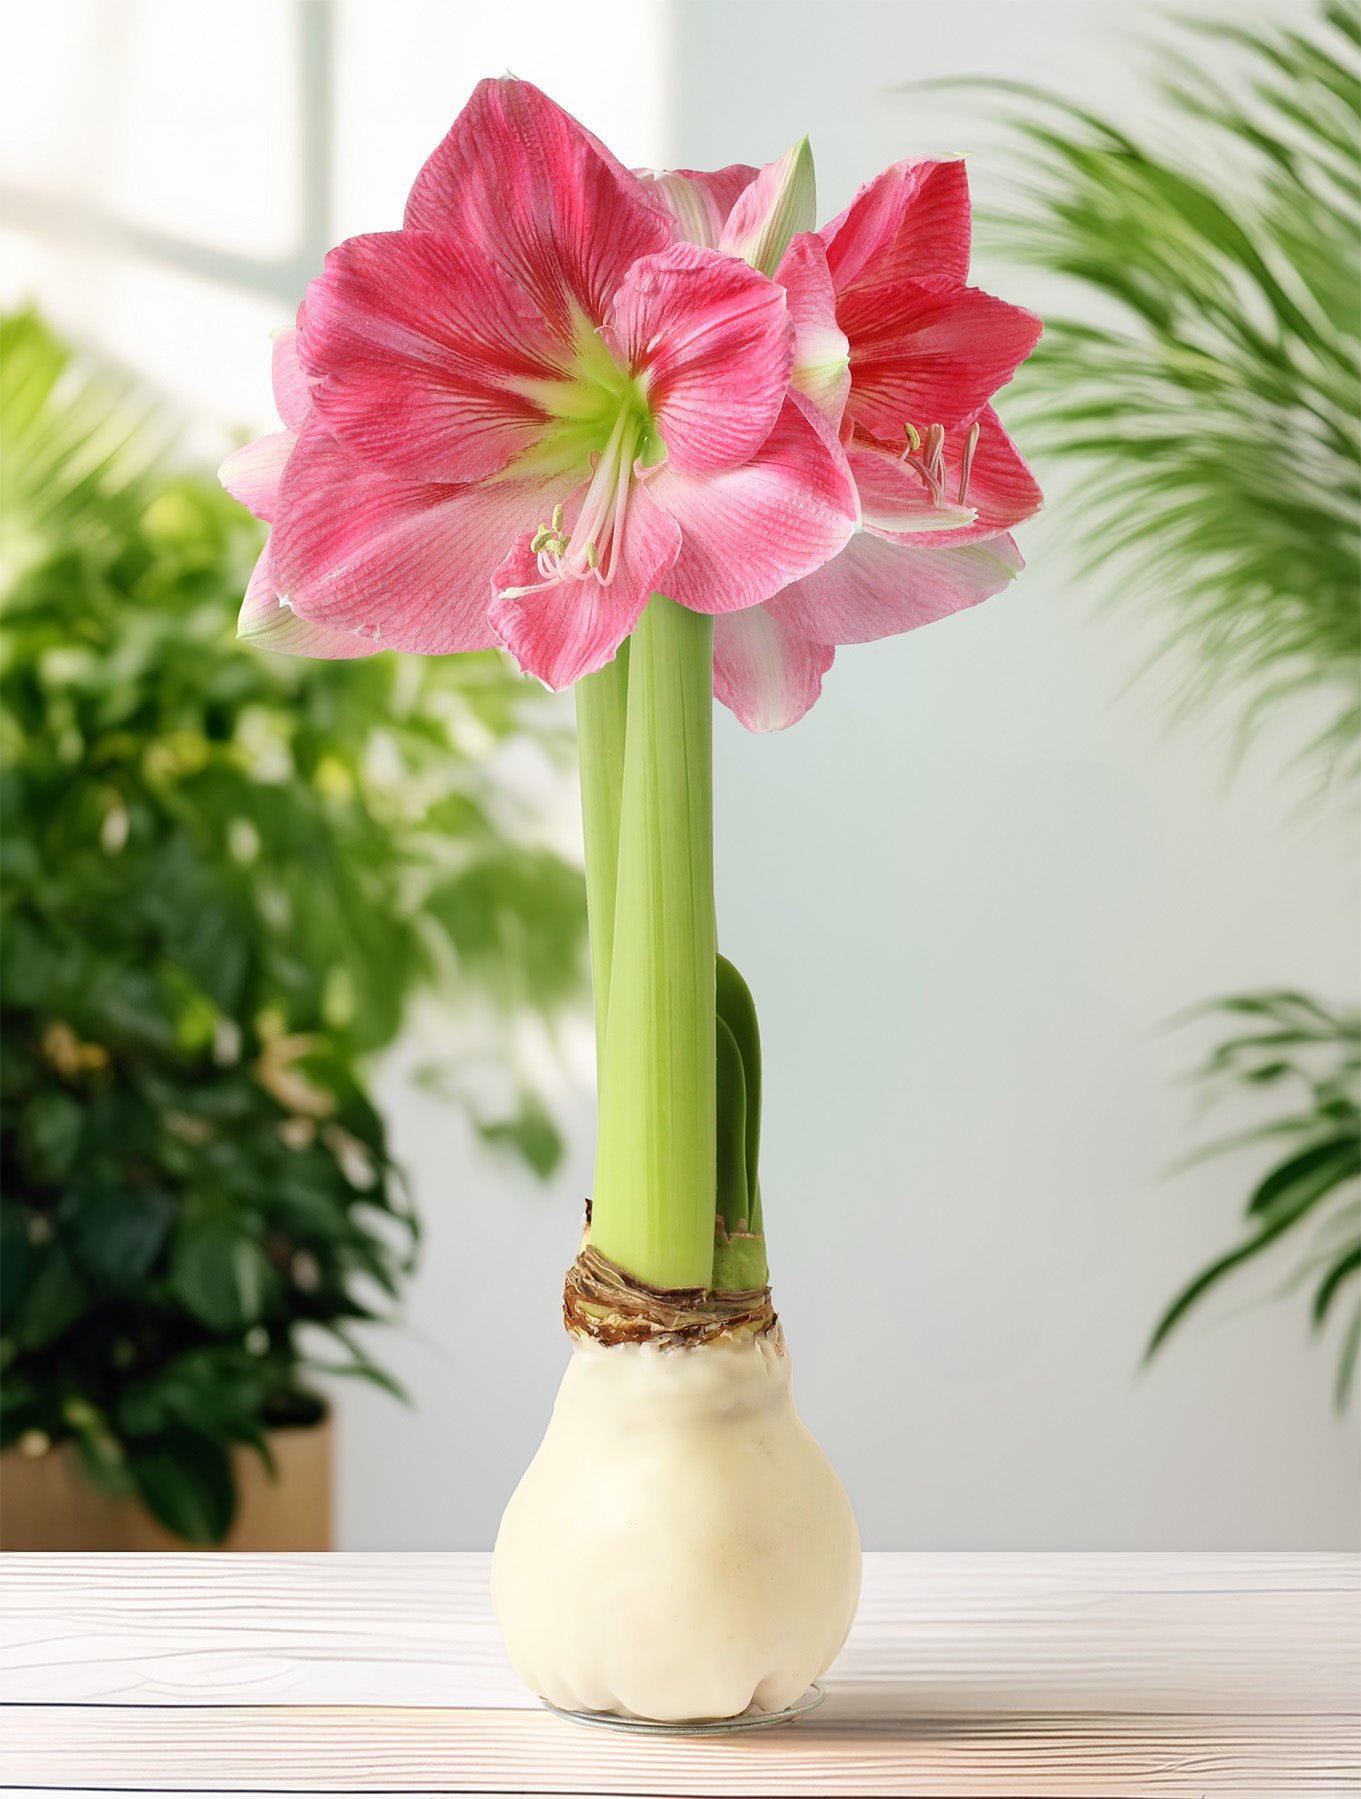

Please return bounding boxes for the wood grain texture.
[1,1551,1355,1712]
[1,1703,1356,1797]
[0,1552,1356,1796]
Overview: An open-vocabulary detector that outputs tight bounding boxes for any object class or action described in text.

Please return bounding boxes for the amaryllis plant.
[223,77,1040,1726]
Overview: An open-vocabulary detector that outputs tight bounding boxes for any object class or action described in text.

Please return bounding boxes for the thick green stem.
[590,596,716,1291]
[575,644,630,1077]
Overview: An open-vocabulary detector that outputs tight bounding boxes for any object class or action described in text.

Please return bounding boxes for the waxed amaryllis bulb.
[492,1328,860,1722]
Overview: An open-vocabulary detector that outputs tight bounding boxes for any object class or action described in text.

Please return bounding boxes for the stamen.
[957,421,980,505]
[502,406,646,602]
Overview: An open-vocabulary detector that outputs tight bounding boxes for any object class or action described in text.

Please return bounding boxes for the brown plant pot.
[0,1415,333,1551]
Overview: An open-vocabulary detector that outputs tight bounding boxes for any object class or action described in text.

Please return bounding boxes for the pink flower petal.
[604,242,793,476]
[299,230,567,485]
[766,527,1024,647]
[404,78,673,338]
[822,157,973,294]
[713,604,834,732]
[861,407,1042,545]
[219,431,293,523]
[776,233,850,431]
[238,541,379,659]
[841,280,1043,438]
[641,165,758,247]
[271,328,312,432]
[649,393,857,614]
[271,421,542,654]
[489,481,681,690]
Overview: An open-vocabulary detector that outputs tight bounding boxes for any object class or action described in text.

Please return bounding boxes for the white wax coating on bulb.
[491,1326,861,1722]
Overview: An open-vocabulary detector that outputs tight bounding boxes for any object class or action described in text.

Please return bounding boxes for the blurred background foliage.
[986,2,1360,1396]
[0,311,587,1540]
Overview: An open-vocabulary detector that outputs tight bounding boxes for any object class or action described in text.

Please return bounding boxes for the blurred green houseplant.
[0,312,587,1540]
[986,3,1360,1396]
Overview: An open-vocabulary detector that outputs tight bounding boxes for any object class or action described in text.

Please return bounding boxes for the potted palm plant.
[984,0,1360,1399]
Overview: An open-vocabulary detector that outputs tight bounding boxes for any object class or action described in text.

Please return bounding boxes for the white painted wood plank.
[1,1703,1355,1797]
[0,1551,1355,1714]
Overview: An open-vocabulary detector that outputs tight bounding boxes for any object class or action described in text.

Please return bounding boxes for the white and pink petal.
[713,604,834,733]
[766,527,1024,647]
[718,139,816,279]
[219,431,294,523]
[640,164,758,248]
[238,542,379,660]
[776,234,850,432]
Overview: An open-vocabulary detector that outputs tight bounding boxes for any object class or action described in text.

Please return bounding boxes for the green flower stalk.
[588,596,717,1292]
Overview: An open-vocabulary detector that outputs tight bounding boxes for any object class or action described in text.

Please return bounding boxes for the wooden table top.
[1,1550,1356,1796]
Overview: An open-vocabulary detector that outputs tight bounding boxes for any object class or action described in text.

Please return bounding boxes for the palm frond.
[1148,992,1361,1401]
[985,5,1361,783]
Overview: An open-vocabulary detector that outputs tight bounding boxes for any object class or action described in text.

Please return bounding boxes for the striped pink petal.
[404,78,673,338]
[822,158,973,293]
[841,280,1042,439]
[270,421,542,654]
[299,230,567,485]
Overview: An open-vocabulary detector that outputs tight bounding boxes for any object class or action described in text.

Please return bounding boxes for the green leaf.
[12,1246,88,1350]
[59,1185,175,1290]
[19,1091,84,1182]
[128,1430,236,1544]
[715,1013,749,1234]
[716,954,763,1232]
[473,1091,564,1180]
[1313,1244,1361,1326]
[1246,1133,1360,1216]
[168,1215,274,1331]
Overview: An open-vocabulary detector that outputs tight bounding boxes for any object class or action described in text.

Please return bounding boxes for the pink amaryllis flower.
[658,154,1043,730]
[221,79,857,690]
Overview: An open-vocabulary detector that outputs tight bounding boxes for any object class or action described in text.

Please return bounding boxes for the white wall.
[3,0,1356,1549]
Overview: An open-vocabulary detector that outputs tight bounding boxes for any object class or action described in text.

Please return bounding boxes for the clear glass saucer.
[541,1680,825,1735]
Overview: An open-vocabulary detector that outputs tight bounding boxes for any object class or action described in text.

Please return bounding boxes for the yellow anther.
[551,503,565,534]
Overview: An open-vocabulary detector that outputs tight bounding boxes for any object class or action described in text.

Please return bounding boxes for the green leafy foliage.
[975,7,1361,1400]
[990,2,1360,778]
[0,311,588,1539]
[1150,995,1361,1404]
